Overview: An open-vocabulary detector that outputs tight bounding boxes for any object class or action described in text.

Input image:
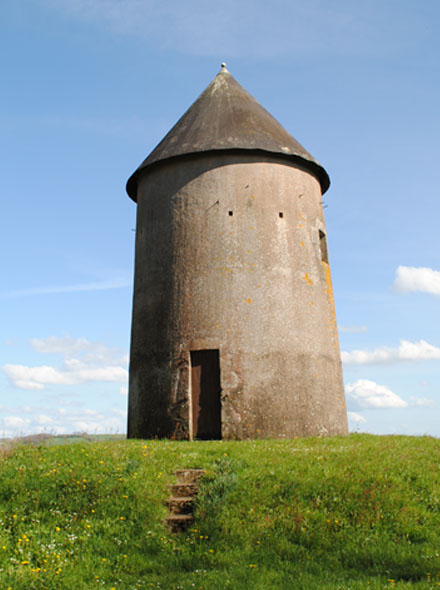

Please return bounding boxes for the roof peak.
[126,68,330,200]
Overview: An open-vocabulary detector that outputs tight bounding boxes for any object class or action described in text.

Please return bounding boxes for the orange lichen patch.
[250,226,255,230]
[302,273,313,286]
[257,284,261,288]
[300,241,305,247]
[251,195,255,199]
[322,262,334,304]
[247,298,252,304]
[228,257,233,261]
[298,223,303,228]
[321,261,338,341]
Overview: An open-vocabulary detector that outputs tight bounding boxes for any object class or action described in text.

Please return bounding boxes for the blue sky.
[1,0,439,438]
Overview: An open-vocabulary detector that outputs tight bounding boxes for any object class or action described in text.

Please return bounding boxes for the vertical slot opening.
[319,230,329,263]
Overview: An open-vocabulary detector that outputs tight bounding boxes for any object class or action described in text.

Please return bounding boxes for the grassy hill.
[0,434,439,589]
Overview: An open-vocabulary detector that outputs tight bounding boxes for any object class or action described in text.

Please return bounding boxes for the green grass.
[0,434,439,589]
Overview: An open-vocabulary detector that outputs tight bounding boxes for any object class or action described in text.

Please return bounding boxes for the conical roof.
[126,65,330,200]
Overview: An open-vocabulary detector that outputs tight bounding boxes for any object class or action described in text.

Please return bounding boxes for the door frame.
[189,349,222,441]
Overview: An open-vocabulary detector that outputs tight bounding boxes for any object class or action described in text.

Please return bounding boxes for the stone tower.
[126,65,348,440]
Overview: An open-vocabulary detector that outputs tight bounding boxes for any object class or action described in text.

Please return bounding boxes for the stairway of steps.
[165,468,205,533]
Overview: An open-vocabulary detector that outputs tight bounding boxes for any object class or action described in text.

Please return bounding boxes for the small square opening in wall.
[319,230,329,263]
[279,212,284,218]
[228,211,233,216]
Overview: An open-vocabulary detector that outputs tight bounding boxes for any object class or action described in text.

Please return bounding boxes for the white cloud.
[71,421,99,432]
[82,409,98,416]
[3,362,127,390]
[399,340,440,361]
[31,336,127,366]
[410,397,436,408]
[65,360,128,383]
[3,365,71,390]
[394,266,440,296]
[339,325,368,334]
[119,386,128,396]
[347,411,366,424]
[3,416,31,428]
[1,279,130,298]
[39,0,424,59]
[68,409,126,434]
[341,347,393,365]
[3,336,128,391]
[345,379,408,409]
[30,336,91,355]
[36,414,54,425]
[1,404,126,438]
[341,339,440,365]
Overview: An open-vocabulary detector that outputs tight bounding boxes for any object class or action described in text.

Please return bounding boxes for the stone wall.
[128,152,348,439]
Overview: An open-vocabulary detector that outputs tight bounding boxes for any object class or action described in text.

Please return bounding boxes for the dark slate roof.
[126,65,330,200]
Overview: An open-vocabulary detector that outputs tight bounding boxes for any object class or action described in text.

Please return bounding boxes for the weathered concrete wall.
[128,152,348,439]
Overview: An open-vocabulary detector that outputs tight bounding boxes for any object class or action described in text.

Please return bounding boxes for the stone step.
[165,514,194,533]
[166,496,194,514]
[165,468,205,533]
[169,483,198,497]
[173,469,205,483]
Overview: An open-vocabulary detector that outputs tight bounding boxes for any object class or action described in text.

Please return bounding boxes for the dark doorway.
[190,350,222,440]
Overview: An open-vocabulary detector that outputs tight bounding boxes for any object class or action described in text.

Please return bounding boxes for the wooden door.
[190,350,221,440]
